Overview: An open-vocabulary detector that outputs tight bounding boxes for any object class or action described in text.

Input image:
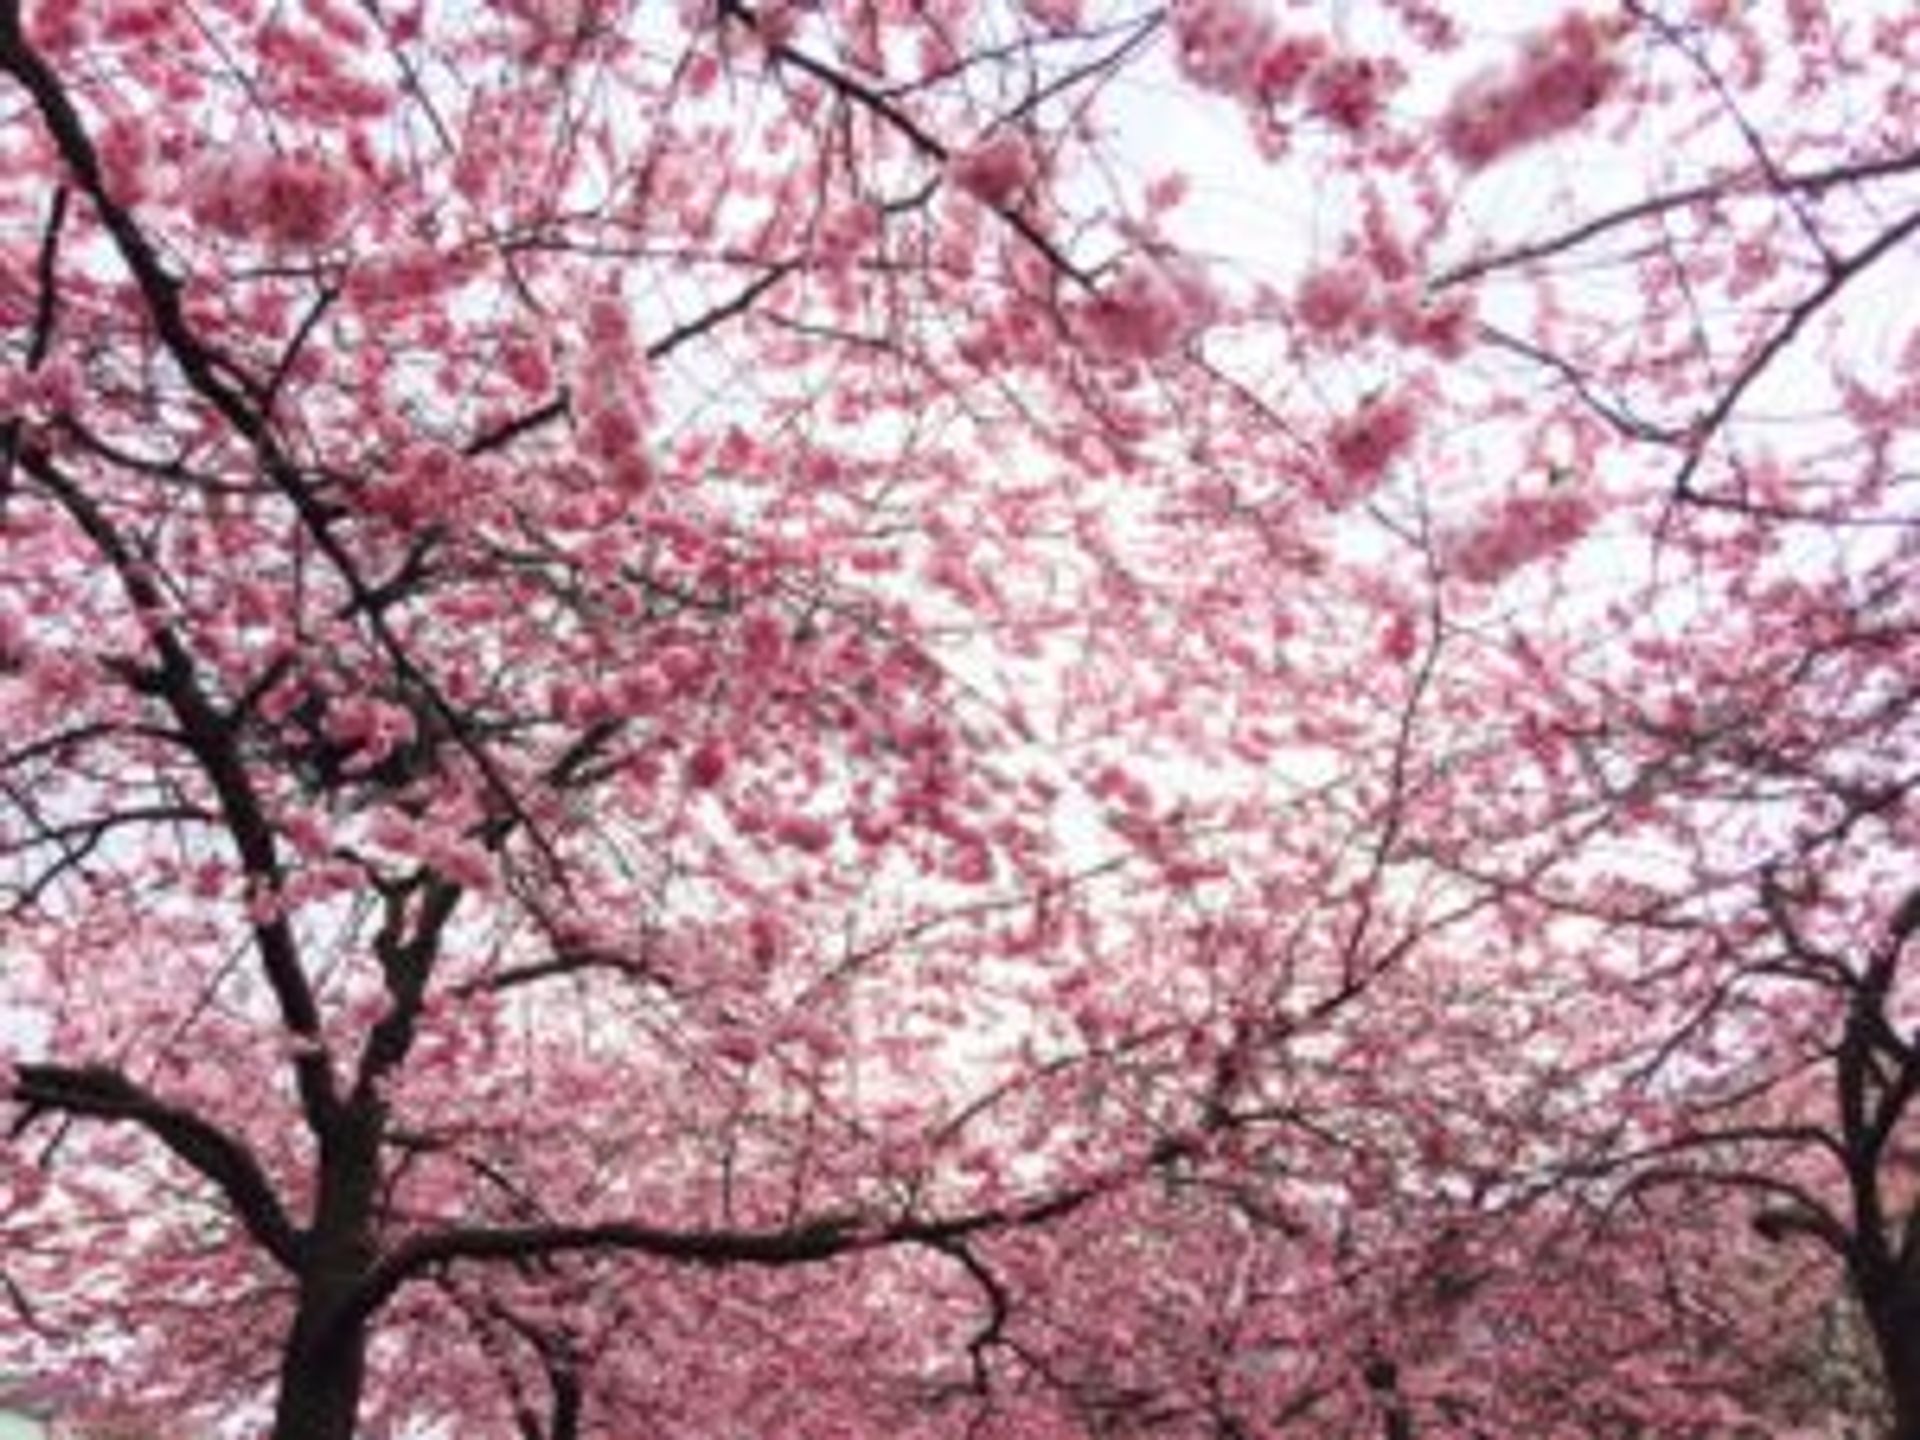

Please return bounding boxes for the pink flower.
[948,132,1038,208]
[1447,488,1598,584]
[1254,33,1329,103]
[755,0,799,49]
[713,1030,761,1066]
[1022,0,1082,32]
[1385,285,1476,358]
[1307,55,1396,134]
[1144,172,1190,213]
[188,148,353,249]
[27,0,90,52]
[260,161,348,245]
[1323,390,1419,504]
[1080,256,1220,364]
[501,338,552,395]
[741,613,786,669]
[96,115,154,205]
[1295,260,1376,338]
[322,695,418,772]
[685,738,730,790]
[584,295,633,357]
[773,814,834,855]
[423,836,495,892]
[1440,12,1621,170]
[1380,611,1420,663]
[25,356,82,414]
[1171,0,1275,98]
[582,404,644,465]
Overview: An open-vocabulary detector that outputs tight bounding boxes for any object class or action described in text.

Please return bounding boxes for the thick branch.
[354,877,464,1100]
[0,182,67,504]
[928,1238,1012,1395]
[24,182,65,369]
[341,1174,1109,1339]
[1623,1162,1850,1258]
[16,445,339,1126]
[1893,887,1920,949]
[348,1214,863,1334]
[9,1063,304,1270]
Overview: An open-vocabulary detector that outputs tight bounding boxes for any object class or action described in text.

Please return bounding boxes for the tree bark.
[1871,1293,1920,1440]
[271,1108,382,1440]
[270,1309,371,1440]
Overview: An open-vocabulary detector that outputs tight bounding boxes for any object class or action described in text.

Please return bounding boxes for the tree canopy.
[0,1,1915,1437]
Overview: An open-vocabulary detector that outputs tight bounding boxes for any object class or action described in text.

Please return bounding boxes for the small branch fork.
[1669,205,1920,501]
[1434,120,1920,507]
[714,0,1098,291]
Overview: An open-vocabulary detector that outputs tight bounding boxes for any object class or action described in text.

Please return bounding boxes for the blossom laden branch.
[14,443,341,1131]
[715,0,1096,291]
[1671,204,1920,502]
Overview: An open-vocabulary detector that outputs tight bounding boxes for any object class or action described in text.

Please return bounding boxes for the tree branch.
[341,1173,1110,1339]
[716,0,1094,290]
[1672,205,1920,500]
[16,444,340,1127]
[0,29,563,874]
[9,1062,305,1270]
[1433,145,1920,290]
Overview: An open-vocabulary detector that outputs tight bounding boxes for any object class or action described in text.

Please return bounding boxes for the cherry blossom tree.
[0,0,1233,1432]
[1230,1,1918,1432]
[1,0,1916,1437]
[1383,5,1920,1432]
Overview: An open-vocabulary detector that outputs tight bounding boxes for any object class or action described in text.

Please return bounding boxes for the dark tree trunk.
[270,1306,371,1440]
[1363,1354,1414,1440]
[1873,1293,1920,1440]
[549,1360,582,1440]
[271,1106,383,1440]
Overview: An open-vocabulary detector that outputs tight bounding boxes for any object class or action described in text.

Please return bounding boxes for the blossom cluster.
[1446,487,1598,584]
[1322,390,1421,506]
[1295,259,1474,357]
[187,148,354,249]
[1169,0,1401,135]
[1170,0,1277,98]
[947,132,1038,208]
[1439,11,1621,170]
[359,445,472,530]
[571,294,655,492]
[1078,255,1221,364]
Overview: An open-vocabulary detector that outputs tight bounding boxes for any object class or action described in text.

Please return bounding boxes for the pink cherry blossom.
[2,4,1914,1438]
[947,131,1037,208]
[1022,0,1082,33]
[187,147,354,248]
[1322,389,1420,504]
[1079,254,1221,363]
[1295,259,1377,337]
[1439,11,1622,170]
[1169,0,1275,97]
[1445,487,1598,584]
